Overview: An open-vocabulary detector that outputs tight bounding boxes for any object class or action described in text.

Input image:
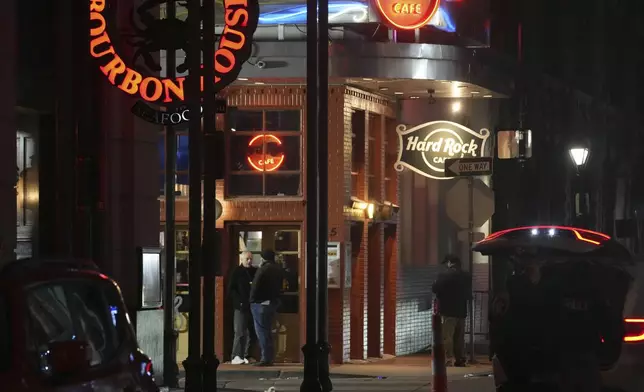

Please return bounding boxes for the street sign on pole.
[445,176,494,364]
[444,157,493,177]
[446,179,495,229]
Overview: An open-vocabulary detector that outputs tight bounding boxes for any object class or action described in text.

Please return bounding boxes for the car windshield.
[24,279,127,368]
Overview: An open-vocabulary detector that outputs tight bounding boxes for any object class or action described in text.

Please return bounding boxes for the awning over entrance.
[226,42,512,97]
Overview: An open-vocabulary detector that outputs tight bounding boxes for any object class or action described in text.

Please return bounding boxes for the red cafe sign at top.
[88,0,258,104]
[374,0,440,30]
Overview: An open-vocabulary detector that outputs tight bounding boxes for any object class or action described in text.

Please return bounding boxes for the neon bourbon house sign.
[394,121,490,180]
[89,0,259,122]
[374,0,440,30]
[247,134,285,172]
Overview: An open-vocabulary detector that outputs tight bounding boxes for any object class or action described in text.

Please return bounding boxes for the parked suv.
[0,258,158,391]
[476,226,644,392]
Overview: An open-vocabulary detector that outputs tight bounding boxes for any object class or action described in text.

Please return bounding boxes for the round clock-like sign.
[246,134,285,172]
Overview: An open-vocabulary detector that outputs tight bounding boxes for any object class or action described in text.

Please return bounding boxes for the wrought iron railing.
[465,290,489,338]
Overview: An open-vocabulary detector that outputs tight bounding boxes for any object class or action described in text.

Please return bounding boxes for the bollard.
[432,299,448,392]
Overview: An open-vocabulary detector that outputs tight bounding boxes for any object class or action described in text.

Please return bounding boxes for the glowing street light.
[569,146,590,168]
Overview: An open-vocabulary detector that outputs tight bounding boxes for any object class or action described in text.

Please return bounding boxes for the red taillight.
[145,361,153,376]
[624,319,644,342]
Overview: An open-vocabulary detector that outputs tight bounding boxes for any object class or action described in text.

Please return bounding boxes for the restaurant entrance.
[224,223,302,363]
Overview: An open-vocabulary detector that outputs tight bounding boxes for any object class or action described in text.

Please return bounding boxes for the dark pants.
[231,309,255,359]
[442,316,465,362]
[250,302,278,363]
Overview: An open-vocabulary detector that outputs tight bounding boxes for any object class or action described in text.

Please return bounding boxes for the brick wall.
[157,85,412,363]
[159,85,350,363]
[342,99,353,361]
[343,89,396,361]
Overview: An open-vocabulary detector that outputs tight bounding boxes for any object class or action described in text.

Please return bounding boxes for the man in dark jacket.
[227,251,257,365]
[432,254,472,367]
[249,249,284,366]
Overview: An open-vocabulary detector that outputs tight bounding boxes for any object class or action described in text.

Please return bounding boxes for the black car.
[475,226,644,392]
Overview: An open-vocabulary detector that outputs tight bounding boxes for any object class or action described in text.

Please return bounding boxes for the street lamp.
[568,141,591,227]
[569,146,590,169]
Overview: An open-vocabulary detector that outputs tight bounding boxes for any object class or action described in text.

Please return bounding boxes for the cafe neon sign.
[247,134,285,172]
[374,0,440,30]
[88,0,259,104]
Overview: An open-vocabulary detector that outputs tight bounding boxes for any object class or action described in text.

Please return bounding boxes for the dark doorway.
[223,223,302,363]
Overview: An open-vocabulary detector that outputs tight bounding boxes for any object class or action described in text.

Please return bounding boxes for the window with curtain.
[227,110,302,197]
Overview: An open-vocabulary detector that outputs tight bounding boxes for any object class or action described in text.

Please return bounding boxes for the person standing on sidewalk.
[432,254,472,367]
[249,249,284,367]
[227,251,258,365]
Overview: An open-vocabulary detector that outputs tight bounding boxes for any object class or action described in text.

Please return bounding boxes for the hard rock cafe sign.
[373,0,440,30]
[394,121,490,180]
[88,0,259,123]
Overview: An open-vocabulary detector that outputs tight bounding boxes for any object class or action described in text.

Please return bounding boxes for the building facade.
[8,0,642,375]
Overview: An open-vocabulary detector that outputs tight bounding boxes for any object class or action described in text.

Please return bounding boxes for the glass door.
[231,225,301,362]
[160,226,190,363]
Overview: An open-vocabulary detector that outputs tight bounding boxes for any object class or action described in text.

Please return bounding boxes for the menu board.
[304,242,344,288]
[327,242,341,288]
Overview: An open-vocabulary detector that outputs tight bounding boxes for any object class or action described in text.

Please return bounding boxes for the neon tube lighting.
[257,2,456,33]
[479,225,611,244]
[624,319,644,342]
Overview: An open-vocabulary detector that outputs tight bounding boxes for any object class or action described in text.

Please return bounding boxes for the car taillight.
[145,360,153,376]
[624,318,644,342]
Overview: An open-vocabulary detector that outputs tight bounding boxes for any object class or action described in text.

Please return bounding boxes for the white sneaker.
[243,358,249,364]
[231,356,245,365]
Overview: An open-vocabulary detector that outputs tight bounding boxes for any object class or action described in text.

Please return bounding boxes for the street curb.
[214,369,377,381]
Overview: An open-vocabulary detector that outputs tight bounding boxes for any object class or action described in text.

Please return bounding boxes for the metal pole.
[162,2,179,386]
[183,0,204,389]
[301,0,321,388]
[201,0,219,390]
[468,176,475,363]
[316,0,332,390]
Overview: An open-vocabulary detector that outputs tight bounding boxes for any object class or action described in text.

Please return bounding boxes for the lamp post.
[569,143,591,227]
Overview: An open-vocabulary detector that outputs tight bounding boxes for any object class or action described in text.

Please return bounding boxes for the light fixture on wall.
[366,203,375,219]
[351,196,368,210]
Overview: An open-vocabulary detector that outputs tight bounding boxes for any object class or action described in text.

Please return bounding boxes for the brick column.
[383,118,399,355]
[367,113,384,358]
[327,88,346,364]
[383,226,397,355]
[350,109,368,360]
[0,0,16,265]
[367,225,382,358]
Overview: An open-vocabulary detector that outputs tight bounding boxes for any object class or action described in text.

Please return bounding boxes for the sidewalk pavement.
[212,353,492,380]
[164,375,495,392]
[164,353,494,391]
